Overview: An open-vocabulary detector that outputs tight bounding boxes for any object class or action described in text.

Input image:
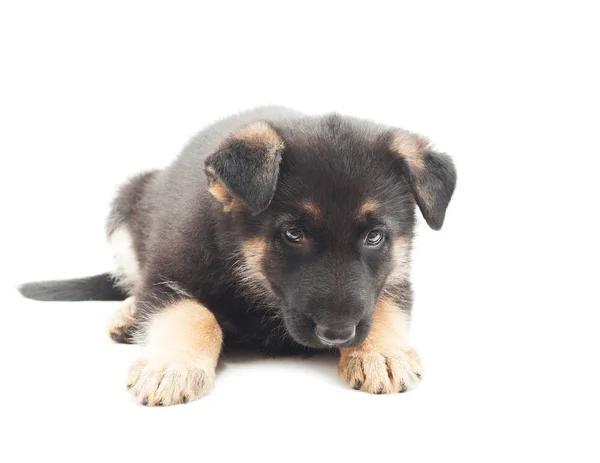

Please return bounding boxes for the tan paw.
[338,347,423,394]
[126,353,216,406]
[107,297,137,344]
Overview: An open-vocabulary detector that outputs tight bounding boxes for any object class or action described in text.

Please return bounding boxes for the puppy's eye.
[365,230,384,247]
[283,228,305,244]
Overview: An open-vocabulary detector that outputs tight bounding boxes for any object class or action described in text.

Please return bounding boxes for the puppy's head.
[205,115,456,348]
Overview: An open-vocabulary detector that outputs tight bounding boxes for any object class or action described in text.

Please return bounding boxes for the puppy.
[19,106,456,406]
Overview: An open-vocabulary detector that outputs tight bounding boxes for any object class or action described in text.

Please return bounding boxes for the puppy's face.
[205,115,456,349]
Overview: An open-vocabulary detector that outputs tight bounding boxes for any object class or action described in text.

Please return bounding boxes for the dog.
[19,106,457,406]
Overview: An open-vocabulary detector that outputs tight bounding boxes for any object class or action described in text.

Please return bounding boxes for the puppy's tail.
[18,273,127,301]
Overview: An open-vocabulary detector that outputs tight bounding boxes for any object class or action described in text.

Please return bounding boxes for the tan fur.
[302,200,322,219]
[338,298,423,394]
[232,121,285,151]
[208,179,229,203]
[107,296,137,343]
[208,178,243,213]
[126,299,223,406]
[241,237,267,278]
[236,237,276,302]
[385,236,411,286]
[358,199,379,217]
[389,130,430,173]
[389,130,435,209]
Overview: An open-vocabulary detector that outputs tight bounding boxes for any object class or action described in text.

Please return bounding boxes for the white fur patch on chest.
[109,226,140,291]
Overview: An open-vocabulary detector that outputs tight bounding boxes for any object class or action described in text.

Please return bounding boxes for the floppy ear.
[389,130,457,230]
[205,121,285,215]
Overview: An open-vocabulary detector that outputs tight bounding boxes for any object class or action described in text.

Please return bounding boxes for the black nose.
[315,324,356,346]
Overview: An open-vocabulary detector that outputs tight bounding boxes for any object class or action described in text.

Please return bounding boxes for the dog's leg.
[126,298,223,406]
[107,296,137,344]
[338,298,423,394]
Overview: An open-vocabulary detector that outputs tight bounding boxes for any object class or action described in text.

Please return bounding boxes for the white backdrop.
[1,1,598,462]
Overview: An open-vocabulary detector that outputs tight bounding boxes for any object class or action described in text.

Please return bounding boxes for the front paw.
[107,297,137,344]
[126,353,215,406]
[338,347,423,394]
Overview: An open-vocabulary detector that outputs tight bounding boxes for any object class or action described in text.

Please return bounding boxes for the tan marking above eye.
[358,199,380,217]
[302,200,321,219]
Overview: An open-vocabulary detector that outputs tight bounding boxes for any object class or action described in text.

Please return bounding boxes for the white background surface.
[1,1,598,462]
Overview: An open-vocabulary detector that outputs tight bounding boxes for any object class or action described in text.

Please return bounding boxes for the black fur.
[18,273,127,301]
[19,107,456,355]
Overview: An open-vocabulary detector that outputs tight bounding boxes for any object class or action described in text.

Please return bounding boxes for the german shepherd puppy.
[19,107,456,406]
